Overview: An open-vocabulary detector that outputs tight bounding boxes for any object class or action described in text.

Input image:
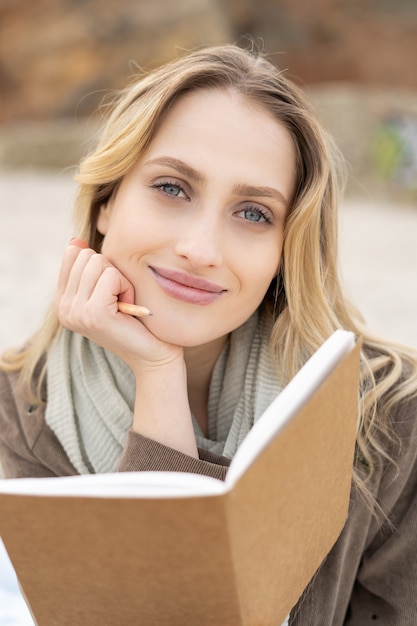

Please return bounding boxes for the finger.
[69,237,90,249]
[56,240,93,301]
[55,245,92,311]
[89,265,135,314]
[57,247,96,309]
[57,249,136,330]
[72,251,113,304]
[57,237,94,305]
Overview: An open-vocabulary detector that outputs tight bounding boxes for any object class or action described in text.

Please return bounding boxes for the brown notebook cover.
[0,334,360,626]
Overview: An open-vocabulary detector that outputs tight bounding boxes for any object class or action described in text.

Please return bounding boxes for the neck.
[184,335,228,435]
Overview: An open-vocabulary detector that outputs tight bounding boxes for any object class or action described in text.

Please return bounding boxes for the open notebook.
[0,330,360,626]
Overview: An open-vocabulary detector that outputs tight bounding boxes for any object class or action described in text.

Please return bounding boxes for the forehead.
[142,88,297,185]
[158,87,288,139]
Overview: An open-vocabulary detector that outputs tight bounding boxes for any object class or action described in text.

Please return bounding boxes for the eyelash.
[151,180,188,199]
[241,205,272,225]
[151,180,272,225]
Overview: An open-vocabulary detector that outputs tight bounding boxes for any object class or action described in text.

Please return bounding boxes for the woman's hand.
[55,239,183,376]
[55,239,198,457]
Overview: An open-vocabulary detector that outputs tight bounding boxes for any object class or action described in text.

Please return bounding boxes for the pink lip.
[150,266,226,305]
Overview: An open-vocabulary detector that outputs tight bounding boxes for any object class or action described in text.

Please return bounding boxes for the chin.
[144,316,221,348]
[142,316,205,348]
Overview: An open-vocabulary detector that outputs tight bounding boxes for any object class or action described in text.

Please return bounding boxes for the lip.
[150,266,226,305]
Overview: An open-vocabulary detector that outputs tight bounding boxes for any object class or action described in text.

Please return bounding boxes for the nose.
[174,211,223,268]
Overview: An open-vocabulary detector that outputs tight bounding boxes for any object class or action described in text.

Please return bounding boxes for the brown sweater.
[1,367,417,625]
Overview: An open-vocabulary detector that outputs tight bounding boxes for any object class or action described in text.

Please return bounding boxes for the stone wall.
[1,0,417,123]
[0,0,232,123]
[1,0,417,200]
[245,0,417,88]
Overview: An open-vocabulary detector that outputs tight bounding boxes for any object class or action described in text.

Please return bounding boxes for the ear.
[96,202,111,236]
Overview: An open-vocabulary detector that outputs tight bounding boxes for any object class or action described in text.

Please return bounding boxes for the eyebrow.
[232,183,288,208]
[144,156,289,207]
[144,157,205,185]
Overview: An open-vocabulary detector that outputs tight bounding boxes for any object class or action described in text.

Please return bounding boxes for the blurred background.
[0,0,416,353]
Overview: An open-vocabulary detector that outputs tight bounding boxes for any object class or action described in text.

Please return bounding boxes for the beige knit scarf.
[45,309,282,475]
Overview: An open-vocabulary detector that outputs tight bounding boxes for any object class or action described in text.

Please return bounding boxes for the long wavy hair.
[2,44,417,511]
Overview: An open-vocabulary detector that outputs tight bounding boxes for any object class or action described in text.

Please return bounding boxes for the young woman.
[1,44,416,624]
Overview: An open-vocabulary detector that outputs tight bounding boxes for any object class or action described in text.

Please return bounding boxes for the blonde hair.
[2,44,417,511]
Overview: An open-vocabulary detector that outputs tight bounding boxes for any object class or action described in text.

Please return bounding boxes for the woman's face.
[97,88,296,348]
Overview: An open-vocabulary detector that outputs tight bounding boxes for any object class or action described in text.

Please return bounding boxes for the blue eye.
[240,206,272,224]
[244,208,263,222]
[162,183,182,197]
[152,180,187,199]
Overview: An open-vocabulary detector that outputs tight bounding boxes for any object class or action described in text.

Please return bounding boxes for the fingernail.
[69,237,89,249]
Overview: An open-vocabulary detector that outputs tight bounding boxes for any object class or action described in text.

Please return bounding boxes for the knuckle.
[56,296,76,325]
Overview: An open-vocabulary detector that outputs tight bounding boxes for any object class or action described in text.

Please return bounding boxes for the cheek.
[239,242,282,295]
[101,211,165,258]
